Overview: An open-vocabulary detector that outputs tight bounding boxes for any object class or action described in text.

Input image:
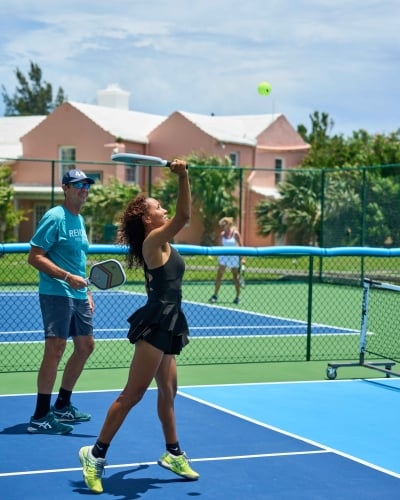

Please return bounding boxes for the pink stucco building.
[1,84,310,244]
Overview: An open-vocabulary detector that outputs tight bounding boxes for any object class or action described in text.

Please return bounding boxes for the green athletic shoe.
[158,452,200,480]
[27,411,73,435]
[52,404,91,422]
[79,446,106,494]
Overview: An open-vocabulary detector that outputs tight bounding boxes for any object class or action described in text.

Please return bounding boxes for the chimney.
[97,84,130,110]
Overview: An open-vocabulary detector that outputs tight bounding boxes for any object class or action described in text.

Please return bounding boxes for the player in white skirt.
[209,217,245,304]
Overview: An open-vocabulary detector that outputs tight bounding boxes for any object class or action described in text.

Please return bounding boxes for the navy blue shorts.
[39,294,93,339]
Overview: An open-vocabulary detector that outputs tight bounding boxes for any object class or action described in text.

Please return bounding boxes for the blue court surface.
[1,379,399,499]
[0,291,357,342]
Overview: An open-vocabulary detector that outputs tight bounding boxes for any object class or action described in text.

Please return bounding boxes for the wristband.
[64,272,70,282]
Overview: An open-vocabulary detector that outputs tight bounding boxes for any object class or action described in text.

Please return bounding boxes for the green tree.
[153,153,242,245]
[364,174,400,246]
[258,111,400,247]
[0,165,29,242]
[255,165,400,248]
[345,129,400,169]
[1,61,66,116]
[297,111,334,145]
[319,170,362,247]
[82,178,140,243]
[255,169,362,246]
[255,170,321,245]
[298,111,400,170]
[297,111,351,169]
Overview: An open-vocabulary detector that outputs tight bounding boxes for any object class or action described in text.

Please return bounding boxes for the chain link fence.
[3,159,400,247]
[1,244,400,373]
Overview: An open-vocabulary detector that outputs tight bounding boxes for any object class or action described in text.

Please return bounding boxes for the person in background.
[209,216,245,304]
[78,159,199,495]
[27,169,95,435]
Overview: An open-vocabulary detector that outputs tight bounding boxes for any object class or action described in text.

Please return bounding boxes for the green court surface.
[0,360,388,396]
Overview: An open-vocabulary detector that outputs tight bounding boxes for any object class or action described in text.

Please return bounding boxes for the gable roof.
[178,111,282,146]
[0,115,46,160]
[68,101,166,144]
[0,105,306,164]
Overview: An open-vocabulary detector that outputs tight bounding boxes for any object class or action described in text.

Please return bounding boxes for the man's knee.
[74,336,95,358]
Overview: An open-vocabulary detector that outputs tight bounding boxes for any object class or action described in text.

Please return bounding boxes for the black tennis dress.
[127,246,189,354]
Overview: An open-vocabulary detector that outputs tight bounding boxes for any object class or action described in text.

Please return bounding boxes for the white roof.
[0,115,46,160]
[0,106,285,162]
[13,186,63,194]
[69,101,166,144]
[251,185,281,198]
[179,111,281,146]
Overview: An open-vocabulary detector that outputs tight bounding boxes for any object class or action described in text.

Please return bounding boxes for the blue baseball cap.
[62,169,95,185]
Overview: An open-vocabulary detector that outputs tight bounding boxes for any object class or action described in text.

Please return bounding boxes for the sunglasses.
[70,182,91,190]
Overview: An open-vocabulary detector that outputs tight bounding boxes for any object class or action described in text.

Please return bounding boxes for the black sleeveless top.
[127,246,189,354]
[145,246,184,302]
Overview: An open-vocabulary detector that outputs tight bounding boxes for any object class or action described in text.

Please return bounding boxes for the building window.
[275,158,284,184]
[87,172,102,183]
[229,152,239,166]
[125,165,137,183]
[34,204,48,228]
[59,146,76,181]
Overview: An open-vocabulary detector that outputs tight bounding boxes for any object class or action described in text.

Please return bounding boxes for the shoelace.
[95,455,106,477]
[95,460,106,478]
[86,455,106,479]
[178,452,192,467]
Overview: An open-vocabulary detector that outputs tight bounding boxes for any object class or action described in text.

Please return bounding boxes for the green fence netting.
[1,244,400,372]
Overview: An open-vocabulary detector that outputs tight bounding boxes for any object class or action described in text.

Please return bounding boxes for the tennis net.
[327,278,400,379]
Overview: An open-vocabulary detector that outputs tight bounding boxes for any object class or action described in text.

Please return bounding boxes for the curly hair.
[117,194,148,268]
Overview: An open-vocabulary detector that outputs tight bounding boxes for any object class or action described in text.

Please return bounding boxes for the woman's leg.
[213,265,226,296]
[155,354,200,480]
[155,354,178,444]
[79,341,165,494]
[231,267,241,297]
[98,340,164,444]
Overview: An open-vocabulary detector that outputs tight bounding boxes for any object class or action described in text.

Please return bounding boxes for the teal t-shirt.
[30,205,89,299]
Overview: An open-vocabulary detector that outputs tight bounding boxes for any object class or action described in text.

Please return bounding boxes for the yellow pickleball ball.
[257,81,272,96]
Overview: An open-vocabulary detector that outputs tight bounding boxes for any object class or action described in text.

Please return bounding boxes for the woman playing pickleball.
[79,159,199,494]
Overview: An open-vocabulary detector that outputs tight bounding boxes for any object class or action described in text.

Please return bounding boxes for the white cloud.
[0,0,399,136]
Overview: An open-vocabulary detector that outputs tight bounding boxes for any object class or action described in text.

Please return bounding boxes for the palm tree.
[255,169,361,246]
[82,178,140,243]
[154,153,242,245]
[256,170,322,245]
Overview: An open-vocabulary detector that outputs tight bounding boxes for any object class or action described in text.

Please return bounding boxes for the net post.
[358,278,371,363]
[306,254,314,361]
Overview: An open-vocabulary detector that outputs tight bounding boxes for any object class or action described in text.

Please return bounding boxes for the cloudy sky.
[0,0,399,136]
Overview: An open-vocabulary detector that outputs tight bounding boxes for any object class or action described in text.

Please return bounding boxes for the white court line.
[190,325,358,332]
[0,450,330,478]
[0,324,358,338]
[178,389,400,480]
[2,383,400,479]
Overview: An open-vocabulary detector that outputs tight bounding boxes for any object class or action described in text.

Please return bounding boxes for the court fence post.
[51,160,55,208]
[306,254,314,361]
